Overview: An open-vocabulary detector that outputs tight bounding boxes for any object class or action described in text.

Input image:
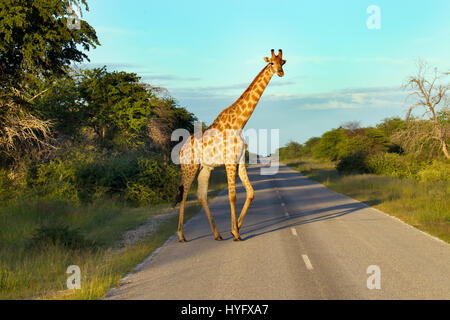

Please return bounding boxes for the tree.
[279,141,303,160]
[147,96,196,160]
[312,128,346,160]
[302,137,321,156]
[333,127,391,159]
[0,0,99,85]
[78,67,156,148]
[376,117,406,137]
[395,61,449,160]
[0,93,53,166]
[341,121,361,133]
[0,0,99,166]
[33,72,86,137]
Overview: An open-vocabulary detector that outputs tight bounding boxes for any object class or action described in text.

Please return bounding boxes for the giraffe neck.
[209,64,275,130]
[232,64,274,129]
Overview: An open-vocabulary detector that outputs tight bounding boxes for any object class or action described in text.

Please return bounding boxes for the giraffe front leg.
[226,164,242,241]
[237,163,254,231]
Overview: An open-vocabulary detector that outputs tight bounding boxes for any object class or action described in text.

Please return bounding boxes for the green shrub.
[312,129,346,160]
[29,159,80,202]
[279,141,303,160]
[25,151,181,206]
[30,224,96,250]
[336,151,369,174]
[365,153,425,178]
[336,136,370,159]
[417,161,450,182]
[76,153,140,201]
[125,158,180,206]
[302,137,321,157]
[0,170,19,203]
[337,151,449,181]
[362,127,392,153]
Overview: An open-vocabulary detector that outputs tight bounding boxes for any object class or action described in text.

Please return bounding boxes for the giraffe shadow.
[240,201,372,241]
[187,200,371,242]
[183,164,382,242]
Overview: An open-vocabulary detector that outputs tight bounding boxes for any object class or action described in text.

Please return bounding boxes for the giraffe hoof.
[178,237,187,243]
[215,235,223,241]
[231,232,242,241]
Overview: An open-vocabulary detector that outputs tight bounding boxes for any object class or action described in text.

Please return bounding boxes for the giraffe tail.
[172,185,184,208]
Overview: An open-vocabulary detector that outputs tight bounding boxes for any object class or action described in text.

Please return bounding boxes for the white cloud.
[263,86,408,110]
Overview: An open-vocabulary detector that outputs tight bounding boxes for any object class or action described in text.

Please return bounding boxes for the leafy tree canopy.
[78,67,156,147]
[0,0,99,85]
[312,128,346,161]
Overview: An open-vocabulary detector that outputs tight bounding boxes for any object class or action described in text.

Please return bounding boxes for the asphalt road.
[106,164,450,300]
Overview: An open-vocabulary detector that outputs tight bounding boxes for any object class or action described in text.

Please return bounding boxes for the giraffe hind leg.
[197,165,222,240]
[178,164,198,242]
[237,163,254,230]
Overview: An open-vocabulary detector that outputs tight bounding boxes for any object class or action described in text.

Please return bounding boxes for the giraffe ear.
[282,59,286,65]
[264,57,270,63]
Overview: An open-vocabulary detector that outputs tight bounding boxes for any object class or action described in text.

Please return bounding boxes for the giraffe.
[174,49,286,242]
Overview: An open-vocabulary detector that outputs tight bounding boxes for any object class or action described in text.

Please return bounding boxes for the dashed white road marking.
[302,254,314,270]
[275,186,289,216]
[291,227,298,236]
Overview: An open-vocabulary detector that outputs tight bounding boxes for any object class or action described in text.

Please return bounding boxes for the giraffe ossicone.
[175,49,286,242]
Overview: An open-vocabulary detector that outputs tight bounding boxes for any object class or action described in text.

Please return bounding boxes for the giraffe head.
[264,49,286,77]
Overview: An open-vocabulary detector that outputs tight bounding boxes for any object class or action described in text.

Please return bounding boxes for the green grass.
[283,157,450,244]
[0,167,228,300]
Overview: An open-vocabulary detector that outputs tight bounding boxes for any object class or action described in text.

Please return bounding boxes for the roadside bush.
[0,170,19,203]
[336,151,449,181]
[26,151,181,205]
[336,151,369,174]
[302,137,321,157]
[417,161,450,182]
[312,129,346,160]
[29,159,80,202]
[30,224,96,250]
[125,158,180,206]
[76,153,140,201]
[365,153,425,178]
[279,141,303,160]
[336,136,370,159]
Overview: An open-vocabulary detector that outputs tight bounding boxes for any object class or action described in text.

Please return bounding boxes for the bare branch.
[402,60,450,159]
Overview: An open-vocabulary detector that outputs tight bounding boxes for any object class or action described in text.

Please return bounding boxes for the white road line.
[291,227,298,236]
[302,254,314,270]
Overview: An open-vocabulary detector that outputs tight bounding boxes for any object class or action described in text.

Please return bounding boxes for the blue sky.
[78,0,449,151]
